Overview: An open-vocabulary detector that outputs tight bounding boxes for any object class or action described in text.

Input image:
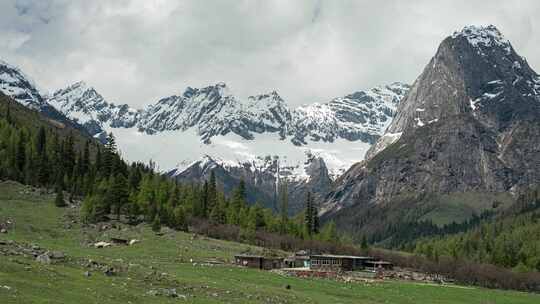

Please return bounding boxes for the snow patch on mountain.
[48,81,140,136]
[452,25,511,54]
[109,126,372,181]
[0,60,45,109]
[46,80,408,180]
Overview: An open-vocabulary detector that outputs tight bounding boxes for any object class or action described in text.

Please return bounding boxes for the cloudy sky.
[1,0,539,107]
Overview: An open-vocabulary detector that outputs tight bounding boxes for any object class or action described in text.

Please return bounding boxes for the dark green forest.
[413,188,540,272]
[0,94,337,244]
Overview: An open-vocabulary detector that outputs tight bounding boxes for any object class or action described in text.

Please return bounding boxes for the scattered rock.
[36,253,51,264]
[147,289,160,296]
[103,267,115,276]
[163,288,178,298]
[94,241,111,248]
[147,288,186,299]
[49,251,65,259]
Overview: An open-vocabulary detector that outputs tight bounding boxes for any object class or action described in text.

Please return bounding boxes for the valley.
[1,181,538,304]
[1,10,540,302]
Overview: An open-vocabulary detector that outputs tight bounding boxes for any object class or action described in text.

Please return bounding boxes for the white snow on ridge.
[109,126,372,181]
[452,25,511,54]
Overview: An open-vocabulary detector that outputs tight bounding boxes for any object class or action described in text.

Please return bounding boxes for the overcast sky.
[1,0,539,108]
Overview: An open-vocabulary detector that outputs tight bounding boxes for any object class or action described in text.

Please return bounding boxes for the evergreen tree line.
[0,104,337,243]
[414,187,540,272]
[82,157,336,242]
[373,210,496,249]
[0,109,102,206]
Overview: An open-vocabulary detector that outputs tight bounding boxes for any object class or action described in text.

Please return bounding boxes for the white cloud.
[0,0,539,107]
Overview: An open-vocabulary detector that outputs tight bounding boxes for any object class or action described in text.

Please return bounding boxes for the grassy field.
[1,181,539,303]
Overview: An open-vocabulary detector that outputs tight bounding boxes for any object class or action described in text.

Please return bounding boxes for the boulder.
[94,241,111,248]
[129,239,140,246]
[36,253,51,264]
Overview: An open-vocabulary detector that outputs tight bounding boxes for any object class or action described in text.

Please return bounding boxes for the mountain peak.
[247,90,284,103]
[70,80,89,90]
[0,59,44,109]
[451,25,510,52]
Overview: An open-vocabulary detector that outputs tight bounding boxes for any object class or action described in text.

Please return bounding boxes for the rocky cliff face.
[1,57,410,214]
[45,77,407,212]
[325,25,540,238]
[47,80,408,147]
[48,81,140,137]
[168,153,333,213]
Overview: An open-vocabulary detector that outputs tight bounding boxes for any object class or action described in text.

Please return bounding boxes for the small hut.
[234,254,283,270]
[310,255,375,272]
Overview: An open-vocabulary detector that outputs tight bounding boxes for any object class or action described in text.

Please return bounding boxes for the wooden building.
[284,250,312,268]
[364,260,394,271]
[310,255,375,272]
[234,254,283,270]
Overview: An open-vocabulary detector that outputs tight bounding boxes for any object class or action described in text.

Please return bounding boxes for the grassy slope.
[420,192,514,226]
[0,181,538,304]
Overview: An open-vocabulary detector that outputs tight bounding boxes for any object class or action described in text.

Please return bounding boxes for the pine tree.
[95,146,102,173]
[36,151,49,186]
[5,100,12,124]
[82,140,90,176]
[102,132,117,177]
[16,133,26,173]
[361,235,369,251]
[201,180,209,217]
[312,196,319,235]
[109,173,129,219]
[151,214,161,232]
[172,206,188,231]
[237,179,246,201]
[279,181,289,234]
[128,165,142,192]
[54,187,66,207]
[232,179,247,210]
[63,134,75,180]
[208,171,217,210]
[304,191,313,237]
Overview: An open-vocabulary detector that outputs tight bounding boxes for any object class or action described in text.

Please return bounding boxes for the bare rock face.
[324,25,540,237]
[170,154,333,214]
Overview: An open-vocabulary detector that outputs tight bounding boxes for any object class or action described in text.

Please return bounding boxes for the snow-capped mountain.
[0,60,93,134]
[44,79,408,178]
[366,25,540,160]
[324,25,540,239]
[48,80,408,147]
[143,81,408,146]
[0,60,45,110]
[168,152,333,214]
[0,57,409,211]
[48,81,140,138]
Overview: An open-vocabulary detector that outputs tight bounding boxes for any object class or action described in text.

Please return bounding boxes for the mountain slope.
[48,81,140,137]
[44,78,408,211]
[0,60,92,136]
[324,25,540,242]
